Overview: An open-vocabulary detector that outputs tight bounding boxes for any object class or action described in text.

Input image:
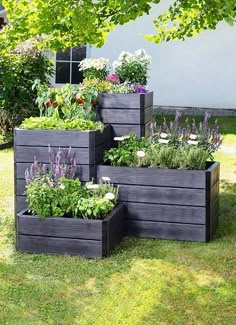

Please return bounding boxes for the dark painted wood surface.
[17,204,125,258]
[98,92,153,109]
[97,162,220,242]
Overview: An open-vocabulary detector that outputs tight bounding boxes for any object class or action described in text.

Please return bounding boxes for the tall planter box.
[14,126,111,213]
[97,162,220,242]
[17,204,125,258]
[97,92,153,138]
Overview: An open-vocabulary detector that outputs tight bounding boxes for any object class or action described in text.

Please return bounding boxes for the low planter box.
[97,92,153,138]
[17,204,125,258]
[14,126,111,213]
[97,162,220,242]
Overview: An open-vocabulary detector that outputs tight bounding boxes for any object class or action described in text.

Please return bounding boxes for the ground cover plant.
[0,116,235,324]
[104,113,222,169]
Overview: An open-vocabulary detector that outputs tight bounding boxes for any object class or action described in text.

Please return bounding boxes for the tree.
[1,0,235,51]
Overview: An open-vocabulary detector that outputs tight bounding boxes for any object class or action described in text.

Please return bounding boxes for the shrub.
[0,42,53,134]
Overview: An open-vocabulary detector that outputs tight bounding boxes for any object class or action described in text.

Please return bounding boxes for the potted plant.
[16,149,124,258]
[97,113,222,242]
[14,82,112,213]
[79,50,153,137]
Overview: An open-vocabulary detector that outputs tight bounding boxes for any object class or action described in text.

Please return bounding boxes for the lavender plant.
[151,112,223,152]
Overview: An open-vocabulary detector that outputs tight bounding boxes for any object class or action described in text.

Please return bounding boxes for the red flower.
[77,98,85,104]
[91,101,97,107]
[45,99,52,108]
[53,101,59,108]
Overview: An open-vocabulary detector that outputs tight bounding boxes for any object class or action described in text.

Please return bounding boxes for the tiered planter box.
[97,92,153,138]
[17,204,125,258]
[97,162,220,242]
[14,126,111,213]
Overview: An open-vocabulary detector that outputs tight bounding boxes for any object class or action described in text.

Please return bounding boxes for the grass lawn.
[0,116,235,325]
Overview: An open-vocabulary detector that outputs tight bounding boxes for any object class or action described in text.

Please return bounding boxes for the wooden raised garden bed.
[97,92,153,138]
[97,162,220,242]
[17,204,125,258]
[14,126,111,213]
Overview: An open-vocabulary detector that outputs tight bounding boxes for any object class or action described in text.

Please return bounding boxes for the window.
[55,46,86,84]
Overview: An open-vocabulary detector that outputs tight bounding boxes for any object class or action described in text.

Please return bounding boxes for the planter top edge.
[14,126,108,134]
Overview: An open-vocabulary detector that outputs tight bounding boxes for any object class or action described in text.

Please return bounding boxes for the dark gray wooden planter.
[16,204,125,258]
[97,92,153,138]
[97,162,220,242]
[14,126,111,213]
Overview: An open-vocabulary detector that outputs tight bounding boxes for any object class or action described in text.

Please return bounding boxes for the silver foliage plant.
[25,147,77,185]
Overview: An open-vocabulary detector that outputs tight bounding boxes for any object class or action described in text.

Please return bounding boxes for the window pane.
[56,62,70,84]
[72,63,83,84]
[72,46,86,61]
[56,48,70,61]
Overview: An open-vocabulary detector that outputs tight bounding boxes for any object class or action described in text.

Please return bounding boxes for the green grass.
[0,117,236,325]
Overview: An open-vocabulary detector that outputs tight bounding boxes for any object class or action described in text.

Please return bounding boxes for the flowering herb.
[79,58,109,80]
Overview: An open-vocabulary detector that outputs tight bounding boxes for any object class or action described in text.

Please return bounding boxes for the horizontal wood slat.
[97,166,206,189]
[98,92,153,109]
[126,202,206,224]
[119,184,206,206]
[126,220,206,242]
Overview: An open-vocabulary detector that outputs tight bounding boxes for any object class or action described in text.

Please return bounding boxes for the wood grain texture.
[17,235,103,258]
[97,166,206,189]
[125,202,206,224]
[119,185,205,206]
[18,212,104,240]
[98,92,153,109]
[126,220,206,242]
[107,204,125,253]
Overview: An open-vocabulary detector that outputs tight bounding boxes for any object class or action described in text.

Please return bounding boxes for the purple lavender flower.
[133,84,147,94]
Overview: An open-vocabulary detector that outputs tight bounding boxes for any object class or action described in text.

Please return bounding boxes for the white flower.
[158,139,169,144]
[160,132,168,139]
[189,134,197,140]
[114,136,125,141]
[123,135,130,140]
[86,184,100,190]
[187,140,199,145]
[105,192,115,201]
[137,151,146,158]
[102,177,111,182]
[79,58,109,71]
[59,184,65,190]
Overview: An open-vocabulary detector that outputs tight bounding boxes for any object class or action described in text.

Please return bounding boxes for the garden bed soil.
[97,162,220,242]
[97,92,153,138]
[14,126,112,213]
[17,203,125,258]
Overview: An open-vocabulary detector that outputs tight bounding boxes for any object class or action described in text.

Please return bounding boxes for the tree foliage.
[0,0,235,51]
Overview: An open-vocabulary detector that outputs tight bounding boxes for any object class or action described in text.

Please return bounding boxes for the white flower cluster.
[79,58,109,71]
[112,49,152,70]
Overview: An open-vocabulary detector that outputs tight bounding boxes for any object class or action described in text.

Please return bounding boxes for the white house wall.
[90,3,236,109]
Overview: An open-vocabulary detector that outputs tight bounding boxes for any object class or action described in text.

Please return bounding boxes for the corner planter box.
[97,162,220,242]
[14,126,111,213]
[97,92,153,138]
[17,204,125,258]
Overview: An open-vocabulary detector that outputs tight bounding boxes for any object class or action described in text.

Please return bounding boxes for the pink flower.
[106,74,120,84]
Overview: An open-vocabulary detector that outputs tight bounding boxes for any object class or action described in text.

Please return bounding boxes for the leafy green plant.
[0,48,53,134]
[113,49,151,85]
[26,149,119,218]
[20,117,104,132]
[34,81,98,121]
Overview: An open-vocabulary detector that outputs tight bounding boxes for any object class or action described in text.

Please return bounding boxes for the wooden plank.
[144,106,153,124]
[126,220,206,242]
[210,197,219,223]
[207,161,220,188]
[16,163,94,182]
[17,235,103,258]
[98,92,153,109]
[17,213,104,240]
[16,196,27,213]
[94,126,112,147]
[97,108,141,124]
[119,185,206,206]
[107,204,125,254]
[15,128,91,147]
[143,92,154,108]
[15,146,90,165]
[97,166,206,189]
[109,124,143,138]
[210,181,219,205]
[126,202,206,224]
